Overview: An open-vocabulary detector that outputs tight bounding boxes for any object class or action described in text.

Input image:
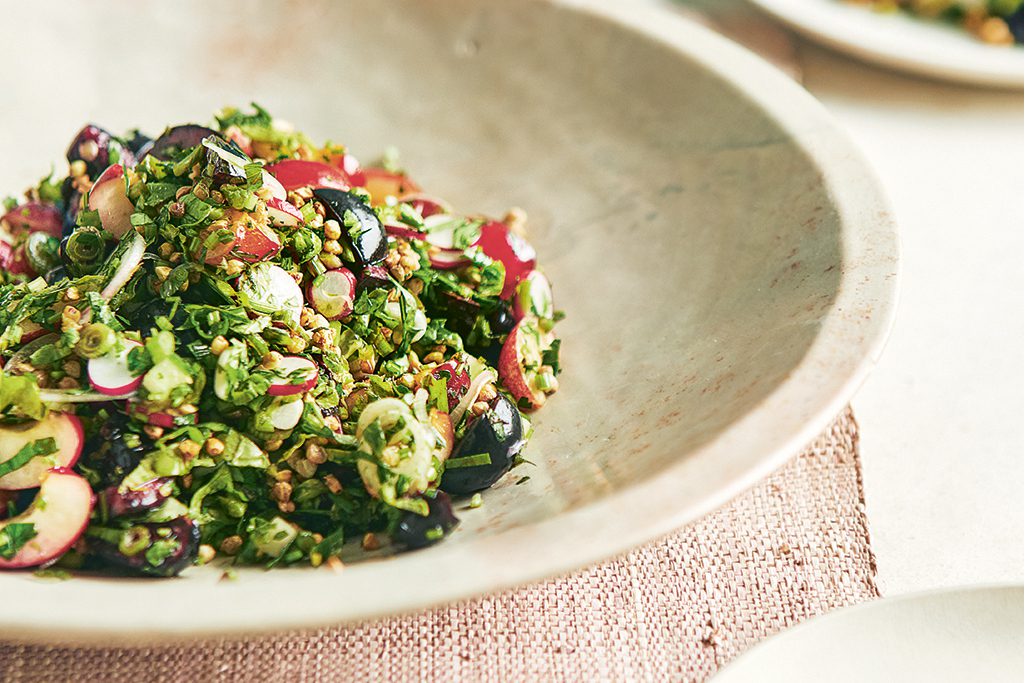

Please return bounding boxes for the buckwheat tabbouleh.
[0,105,561,576]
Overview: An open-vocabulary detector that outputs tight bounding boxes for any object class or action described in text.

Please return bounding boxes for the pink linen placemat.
[1,408,878,682]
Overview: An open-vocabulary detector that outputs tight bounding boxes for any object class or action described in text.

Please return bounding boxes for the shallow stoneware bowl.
[0,0,897,641]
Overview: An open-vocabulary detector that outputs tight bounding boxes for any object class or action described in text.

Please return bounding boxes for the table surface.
[680,0,1023,597]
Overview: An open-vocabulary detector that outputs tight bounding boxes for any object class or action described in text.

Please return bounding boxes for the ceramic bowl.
[0,0,897,641]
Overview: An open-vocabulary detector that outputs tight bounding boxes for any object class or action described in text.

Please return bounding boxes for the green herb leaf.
[0,436,57,479]
[444,452,492,469]
[0,523,38,560]
[0,373,45,420]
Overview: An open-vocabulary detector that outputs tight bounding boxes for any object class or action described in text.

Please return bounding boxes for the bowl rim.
[746,0,1024,88]
[0,0,900,644]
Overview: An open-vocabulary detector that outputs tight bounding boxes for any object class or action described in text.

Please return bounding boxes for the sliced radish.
[269,398,305,430]
[429,249,469,270]
[235,221,282,261]
[266,197,303,227]
[262,172,287,201]
[423,214,466,250]
[88,340,144,396]
[0,414,84,490]
[475,221,536,299]
[87,164,134,239]
[513,270,554,319]
[499,318,556,411]
[238,263,303,324]
[450,369,496,426]
[129,403,198,428]
[267,356,319,397]
[99,231,146,301]
[0,468,94,569]
[308,268,357,321]
[399,192,452,218]
[1,202,63,239]
[266,160,352,192]
[38,389,135,403]
[383,220,425,242]
[429,360,471,412]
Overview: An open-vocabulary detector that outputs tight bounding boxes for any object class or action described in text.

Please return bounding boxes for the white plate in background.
[748,0,1023,87]
[716,585,1023,682]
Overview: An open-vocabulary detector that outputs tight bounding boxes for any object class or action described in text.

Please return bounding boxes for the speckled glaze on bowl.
[0,0,897,642]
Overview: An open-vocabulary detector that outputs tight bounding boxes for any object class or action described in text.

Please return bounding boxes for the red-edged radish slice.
[513,270,554,320]
[235,221,282,262]
[0,414,84,490]
[383,220,425,242]
[267,197,303,228]
[269,398,305,430]
[429,249,470,270]
[429,360,471,412]
[87,164,134,239]
[38,389,136,403]
[238,263,304,324]
[362,168,420,205]
[88,340,144,396]
[423,214,465,250]
[1,202,63,239]
[307,268,357,321]
[0,468,94,569]
[499,318,556,412]
[99,231,146,300]
[262,172,287,201]
[267,356,319,397]
[341,153,362,176]
[450,369,496,426]
[129,403,198,429]
[475,221,536,299]
[399,192,452,218]
[266,160,352,192]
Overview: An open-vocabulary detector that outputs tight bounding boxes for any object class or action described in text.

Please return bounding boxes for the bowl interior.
[0,0,893,639]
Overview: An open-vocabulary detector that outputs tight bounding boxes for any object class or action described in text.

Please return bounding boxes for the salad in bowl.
[0,105,561,577]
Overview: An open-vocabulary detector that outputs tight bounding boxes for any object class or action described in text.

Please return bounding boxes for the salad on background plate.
[847,0,1023,44]
[0,105,562,577]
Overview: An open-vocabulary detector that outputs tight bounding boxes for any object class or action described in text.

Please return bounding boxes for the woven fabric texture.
[0,407,877,682]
